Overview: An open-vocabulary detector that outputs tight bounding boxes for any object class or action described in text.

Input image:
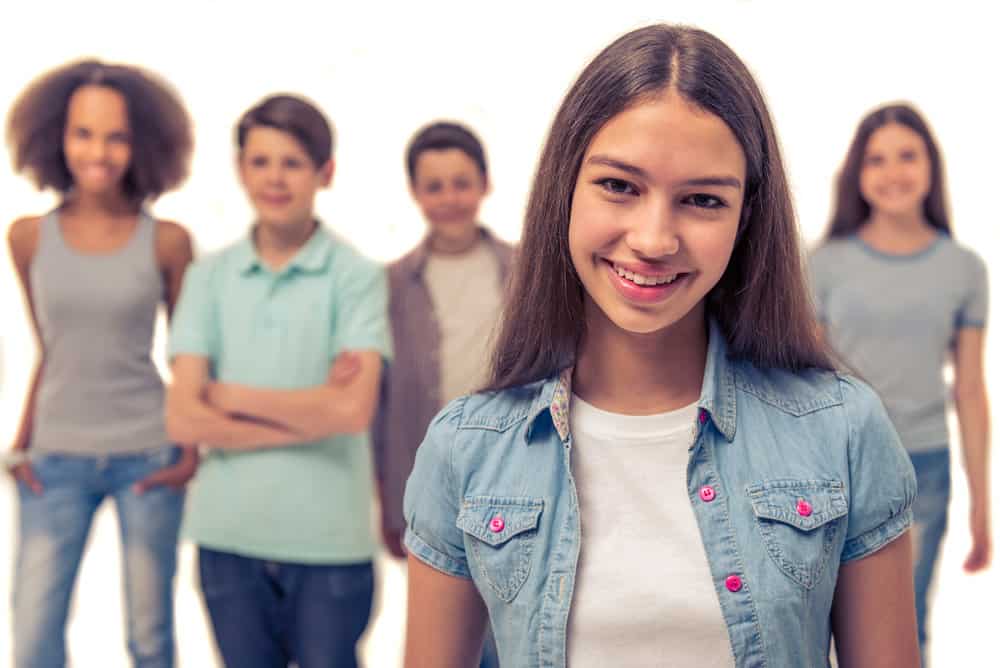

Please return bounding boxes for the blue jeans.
[198,548,374,668]
[12,447,184,668]
[909,449,950,666]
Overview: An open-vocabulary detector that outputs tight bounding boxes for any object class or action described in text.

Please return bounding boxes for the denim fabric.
[909,448,950,666]
[13,446,184,668]
[197,548,374,668]
[404,321,917,667]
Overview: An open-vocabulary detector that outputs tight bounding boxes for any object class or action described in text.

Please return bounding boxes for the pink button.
[698,409,708,424]
[699,485,716,502]
[797,499,813,517]
[489,515,505,533]
[725,575,743,592]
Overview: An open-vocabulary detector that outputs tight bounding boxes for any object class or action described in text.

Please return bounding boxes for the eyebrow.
[585,155,743,189]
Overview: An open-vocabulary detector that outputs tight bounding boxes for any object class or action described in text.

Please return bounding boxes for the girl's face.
[410,148,488,251]
[62,85,132,196]
[859,122,932,221]
[568,90,746,337]
[238,126,333,231]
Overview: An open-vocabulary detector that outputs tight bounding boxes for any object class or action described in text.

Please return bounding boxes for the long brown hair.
[6,59,192,203]
[827,103,950,238]
[487,24,832,391]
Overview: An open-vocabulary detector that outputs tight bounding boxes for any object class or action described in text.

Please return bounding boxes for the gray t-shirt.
[809,233,988,452]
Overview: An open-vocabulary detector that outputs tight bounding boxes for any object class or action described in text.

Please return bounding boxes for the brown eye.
[597,178,637,196]
[684,193,726,209]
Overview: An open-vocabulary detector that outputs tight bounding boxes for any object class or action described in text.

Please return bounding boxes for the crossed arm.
[166,350,382,450]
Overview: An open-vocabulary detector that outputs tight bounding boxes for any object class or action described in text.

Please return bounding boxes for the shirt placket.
[687,407,766,668]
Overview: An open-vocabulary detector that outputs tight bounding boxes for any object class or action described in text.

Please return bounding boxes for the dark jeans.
[909,449,950,667]
[198,547,374,668]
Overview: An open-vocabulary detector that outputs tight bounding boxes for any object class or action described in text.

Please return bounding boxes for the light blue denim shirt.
[404,321,916,667]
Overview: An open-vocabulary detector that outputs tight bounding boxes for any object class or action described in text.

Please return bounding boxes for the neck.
[573,302,707,415]
[860,209,939,254]
[62,189,135,219]
[866,208,932,236]
[429,227,481,255]
[254,218,317,269]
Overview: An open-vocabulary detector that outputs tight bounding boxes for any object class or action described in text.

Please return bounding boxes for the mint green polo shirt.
[168,224,392,563]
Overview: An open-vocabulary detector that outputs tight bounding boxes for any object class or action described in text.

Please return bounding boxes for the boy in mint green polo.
[165,94,391,668]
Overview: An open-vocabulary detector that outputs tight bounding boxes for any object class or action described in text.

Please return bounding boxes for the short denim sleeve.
[403,399,471,579]
[839,375,917,562]
[168,259,218,361]
[331,252,393,363]
[957,249,988,329]
[807,245,833,324]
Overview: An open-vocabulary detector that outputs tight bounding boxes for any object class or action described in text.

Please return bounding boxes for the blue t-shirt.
[809,233,988,452]
[169,224,392,563]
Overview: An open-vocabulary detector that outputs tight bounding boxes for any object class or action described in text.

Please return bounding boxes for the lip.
[259,194,293,206]
[602,259,691,304]
[431,211,473,224]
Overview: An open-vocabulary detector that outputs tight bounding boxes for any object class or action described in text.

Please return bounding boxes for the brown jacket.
[372,229,515,531]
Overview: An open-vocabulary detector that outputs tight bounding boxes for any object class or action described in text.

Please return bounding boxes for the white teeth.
[613,263,678,286]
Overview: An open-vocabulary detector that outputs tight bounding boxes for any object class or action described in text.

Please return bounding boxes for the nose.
[442,185,462,208]
[626,200,680,259]
[87,138,110,162]
[265,164,286,186]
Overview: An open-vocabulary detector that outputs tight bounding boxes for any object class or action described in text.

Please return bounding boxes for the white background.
[1,0,997,665]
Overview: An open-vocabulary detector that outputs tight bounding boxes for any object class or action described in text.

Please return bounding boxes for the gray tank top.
[29,209,169,455]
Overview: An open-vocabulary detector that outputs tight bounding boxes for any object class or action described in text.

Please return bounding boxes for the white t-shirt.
[423,240,504,402]
[566,395,735,668]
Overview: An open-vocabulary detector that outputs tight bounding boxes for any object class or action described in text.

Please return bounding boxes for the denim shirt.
[404,322,917,667]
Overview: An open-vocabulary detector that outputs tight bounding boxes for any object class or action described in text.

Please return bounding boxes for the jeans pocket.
[145,445,181,469]
[457,496,543,603]
[747,479,848,589]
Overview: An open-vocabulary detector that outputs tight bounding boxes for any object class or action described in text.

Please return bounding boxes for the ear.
[235,151,249,188]
[319,159,335,188]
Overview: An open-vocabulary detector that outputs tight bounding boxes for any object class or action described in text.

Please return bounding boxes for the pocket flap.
[747,480,848,532]
[456,497,544,546]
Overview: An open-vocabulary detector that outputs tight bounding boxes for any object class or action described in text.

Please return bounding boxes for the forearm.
[166,395,304,450]
[956,389,991,506]
[218,384,372,438]
[10,360,44,451]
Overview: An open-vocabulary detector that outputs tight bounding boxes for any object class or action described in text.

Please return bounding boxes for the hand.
[328,351,363,385]
[382,525,407,559]
[133,446,200,495]
[964,504,992,573]
[6,455,43,495]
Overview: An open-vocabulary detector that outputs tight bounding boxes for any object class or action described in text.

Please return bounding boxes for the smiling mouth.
[607,260,688,287]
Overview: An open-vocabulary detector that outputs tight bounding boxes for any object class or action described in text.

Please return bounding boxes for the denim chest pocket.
[456,496,543,603]
[747,480,848,589]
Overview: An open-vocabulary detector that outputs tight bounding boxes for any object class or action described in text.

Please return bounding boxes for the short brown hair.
[405,121,488,184]
[826,103,950,239]
[487,24,832,391]
[6,59,193,202]
[236,94,334,167]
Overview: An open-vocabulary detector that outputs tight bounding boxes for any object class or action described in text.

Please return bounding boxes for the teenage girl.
[402,25,920,667]
[4,59,197,667]
[811,102,991,665]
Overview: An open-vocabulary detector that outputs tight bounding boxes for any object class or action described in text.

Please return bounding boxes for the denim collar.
[523,319,737,445]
